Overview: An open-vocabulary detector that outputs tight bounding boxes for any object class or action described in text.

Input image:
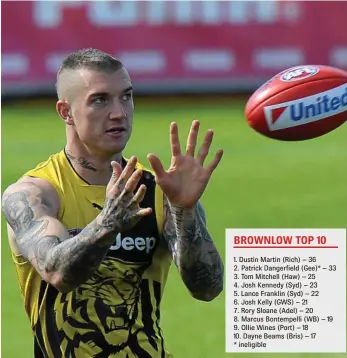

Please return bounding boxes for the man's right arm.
[2,157,151,293]
[2,178,115,293]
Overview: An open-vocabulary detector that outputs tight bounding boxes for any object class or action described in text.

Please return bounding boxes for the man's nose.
[110,100,126,119]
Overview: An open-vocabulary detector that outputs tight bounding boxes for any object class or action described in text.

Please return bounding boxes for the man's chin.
[103,135,129,153]
[102,142,127,157]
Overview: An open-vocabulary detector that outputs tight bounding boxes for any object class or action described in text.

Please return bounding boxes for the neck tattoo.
[65,150,97,172]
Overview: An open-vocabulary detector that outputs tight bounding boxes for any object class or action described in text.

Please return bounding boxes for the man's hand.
[100,156,152,232]
[148,120,224,302]
[147,120,223,208]
[1,156,152,293]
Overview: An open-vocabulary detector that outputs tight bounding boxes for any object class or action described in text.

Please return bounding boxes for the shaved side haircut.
[56,48,124,100]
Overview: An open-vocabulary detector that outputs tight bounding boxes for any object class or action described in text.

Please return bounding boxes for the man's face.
[68,67,134,156]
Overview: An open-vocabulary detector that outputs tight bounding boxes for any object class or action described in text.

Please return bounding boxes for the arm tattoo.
[2,189,116,292]
[163,198,224,301]
[46,220,115,289]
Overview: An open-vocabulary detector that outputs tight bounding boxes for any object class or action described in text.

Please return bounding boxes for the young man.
[2,48,224,358]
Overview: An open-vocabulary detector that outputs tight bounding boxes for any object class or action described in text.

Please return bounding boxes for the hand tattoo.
[162,197,224,301]
[2,162,150,292]
[2,186,116,291]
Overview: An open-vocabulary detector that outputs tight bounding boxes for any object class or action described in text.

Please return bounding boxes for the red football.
[245,65,347,141]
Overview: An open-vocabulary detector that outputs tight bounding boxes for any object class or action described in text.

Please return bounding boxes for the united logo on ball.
[245,64,347,141]
[264,84,347,131]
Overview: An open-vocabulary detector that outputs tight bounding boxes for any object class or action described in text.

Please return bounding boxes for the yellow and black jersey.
[11,149,173,358]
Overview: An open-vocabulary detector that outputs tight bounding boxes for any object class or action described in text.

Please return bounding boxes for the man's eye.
[93,97,108,105]
[122,93,132,101]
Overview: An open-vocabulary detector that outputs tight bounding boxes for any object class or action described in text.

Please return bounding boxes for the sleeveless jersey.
[11,150,173,358]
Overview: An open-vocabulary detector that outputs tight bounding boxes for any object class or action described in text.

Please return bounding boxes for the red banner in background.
[2,1,347,92]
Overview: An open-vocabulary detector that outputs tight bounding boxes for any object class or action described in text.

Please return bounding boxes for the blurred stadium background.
[2,1,347,357]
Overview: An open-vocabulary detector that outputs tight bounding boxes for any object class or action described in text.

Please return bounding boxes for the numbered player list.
[225,229,346,353]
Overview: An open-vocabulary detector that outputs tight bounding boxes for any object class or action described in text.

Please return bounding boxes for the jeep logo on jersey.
[280,66,319,82]
[110,233,156,253]
[264,84,347,131]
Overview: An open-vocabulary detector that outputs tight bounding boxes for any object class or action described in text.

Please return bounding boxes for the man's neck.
[64,146,123,186]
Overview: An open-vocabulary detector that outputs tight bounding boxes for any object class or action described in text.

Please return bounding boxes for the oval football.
[245,65,347,141]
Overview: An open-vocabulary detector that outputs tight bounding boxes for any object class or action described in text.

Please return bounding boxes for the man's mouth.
[106,127,126,134]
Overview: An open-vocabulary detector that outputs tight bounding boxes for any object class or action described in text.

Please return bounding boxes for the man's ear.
[56,100,74,125]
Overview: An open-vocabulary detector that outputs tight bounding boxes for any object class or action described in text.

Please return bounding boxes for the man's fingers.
[107,161,123,195]
[114,156,137,191]
[197,130,214,165]
[137,207,153,217]
[133,184,147,204]
[170,122,181,157]
[110,161,123,181]
[147,153,166,180]
[128,184,147,210]
[186,120,200,157]
[120,156,137,180]
[108,156,138,196]
[206,149,224,174]
[123,168,143,195]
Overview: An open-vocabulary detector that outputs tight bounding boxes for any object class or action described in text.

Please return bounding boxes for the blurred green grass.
[2,96,346,358]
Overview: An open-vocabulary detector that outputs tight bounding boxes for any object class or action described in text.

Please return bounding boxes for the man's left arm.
[147,120,225,300]
[162,196,224,302]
